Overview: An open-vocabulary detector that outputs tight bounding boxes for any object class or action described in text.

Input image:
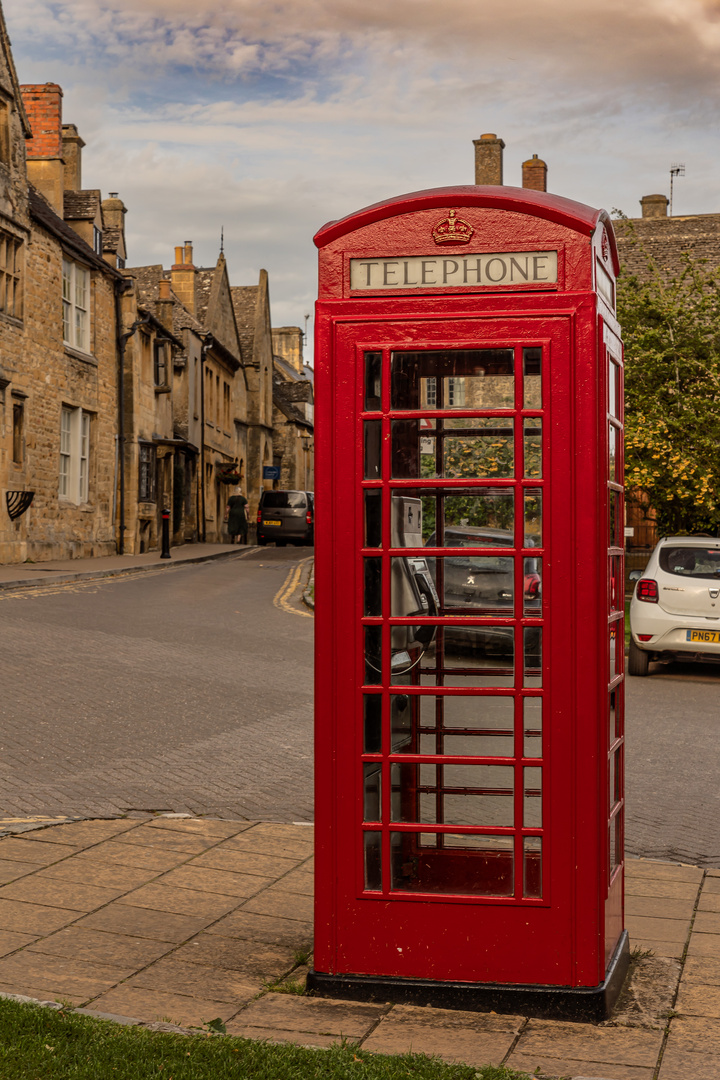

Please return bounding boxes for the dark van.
[257,490,314,546]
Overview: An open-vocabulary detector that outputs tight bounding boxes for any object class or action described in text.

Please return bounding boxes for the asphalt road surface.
[0,553,718,867]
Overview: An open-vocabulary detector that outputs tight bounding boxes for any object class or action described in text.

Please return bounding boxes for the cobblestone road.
[0,553,718,866]
[0,549,314,824]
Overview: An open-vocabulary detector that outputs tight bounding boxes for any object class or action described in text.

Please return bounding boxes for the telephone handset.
[390,497,439,673]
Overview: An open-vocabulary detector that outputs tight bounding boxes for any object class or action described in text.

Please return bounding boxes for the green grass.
[0,997,533,1080]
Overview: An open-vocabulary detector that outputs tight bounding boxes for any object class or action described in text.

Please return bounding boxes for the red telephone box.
[308,186,627,1020]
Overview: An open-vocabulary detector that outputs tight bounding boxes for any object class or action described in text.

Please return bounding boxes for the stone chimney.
[522,154,547,192]
[20,83,65,213]
[156,277,174,334]
[61,123,84,191]
[101,193,127,267]
[171,242,196,314]
[640,194,669,219]
[272,327,304,374]
[473,133,505,186]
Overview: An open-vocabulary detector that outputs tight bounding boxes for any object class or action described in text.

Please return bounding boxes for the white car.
[629,536,720,676]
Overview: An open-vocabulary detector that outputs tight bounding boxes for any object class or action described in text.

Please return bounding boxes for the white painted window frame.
[62,258,90,352]
[59,406,90,504]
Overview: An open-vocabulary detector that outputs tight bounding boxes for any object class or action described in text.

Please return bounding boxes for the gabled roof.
[230,285,259,362]
[130,264,205,339]
[613,213,720,280]
[29,186,120,276]
[64,190,102,221]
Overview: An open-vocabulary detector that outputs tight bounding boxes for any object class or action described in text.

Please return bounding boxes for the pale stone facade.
[271,326,314,494]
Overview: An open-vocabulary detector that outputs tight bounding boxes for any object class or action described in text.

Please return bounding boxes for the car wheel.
[277,540,287,547]
[628,638,650,677]
[258,537,267,546]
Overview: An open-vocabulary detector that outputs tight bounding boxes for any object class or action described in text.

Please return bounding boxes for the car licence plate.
[263,519,282,527]
[686,629,720,644]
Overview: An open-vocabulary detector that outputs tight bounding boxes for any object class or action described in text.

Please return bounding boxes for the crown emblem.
[432,209,474,245]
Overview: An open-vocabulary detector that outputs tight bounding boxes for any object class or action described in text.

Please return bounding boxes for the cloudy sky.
[5,0,720,338]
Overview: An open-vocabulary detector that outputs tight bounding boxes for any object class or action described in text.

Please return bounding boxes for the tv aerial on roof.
[669,163,685,217]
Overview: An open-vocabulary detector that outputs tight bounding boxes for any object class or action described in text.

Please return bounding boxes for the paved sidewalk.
[0,542,252,591]
[0,816,714,1079]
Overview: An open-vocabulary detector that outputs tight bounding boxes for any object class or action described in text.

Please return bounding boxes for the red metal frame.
[312,186,624,996]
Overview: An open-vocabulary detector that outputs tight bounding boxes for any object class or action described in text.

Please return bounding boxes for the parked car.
[424,526,541,615]
[629,535,720,675]
[257,490,314,546]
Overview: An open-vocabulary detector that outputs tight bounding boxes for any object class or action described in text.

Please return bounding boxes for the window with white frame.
[62,259,90,352]
[59,406,90,503]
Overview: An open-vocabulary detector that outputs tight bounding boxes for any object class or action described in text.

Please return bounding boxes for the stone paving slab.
[0,819,717,1079]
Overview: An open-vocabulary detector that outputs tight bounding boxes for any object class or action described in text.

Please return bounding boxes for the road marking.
[273,558,314,619]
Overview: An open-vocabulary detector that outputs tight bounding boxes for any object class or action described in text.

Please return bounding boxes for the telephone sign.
[308,186,627,1020]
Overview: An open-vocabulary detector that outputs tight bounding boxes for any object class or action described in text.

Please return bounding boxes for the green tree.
[618,232,720,536]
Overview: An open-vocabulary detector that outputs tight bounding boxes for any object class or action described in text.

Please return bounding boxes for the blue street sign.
[263,465,280,480]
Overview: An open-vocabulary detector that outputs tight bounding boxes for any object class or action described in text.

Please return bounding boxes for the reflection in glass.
[609,555,621,613]
[524,418,542,479]
[391,419,514,480]
[523,347,542,409]
[524,556,542,615]
[364,831,382,890]
[363,763,382,821]
[609,621,617,677]
[610,749,621,809]
[365,625,382,685]
[364,557,382,616]
[609,689,619,745]
[609,424,617,483]
[390,693,413,752]
[392,555,514,616]
[523,697,542,757]
[524,766,542,827]
[396,625,514,688]
[390,832,513,895]
[364,351,382,411]
[391,349,514,410]
[609,490,621,547]
[364,695,382,753]
[391,763,514,827]
[523,837,542,898]
[365,490,382,548]
[390,488,515,547]
[609,359,618,418]
[524,627,542,688]
[524,488,543,547]
[364,420,382,480]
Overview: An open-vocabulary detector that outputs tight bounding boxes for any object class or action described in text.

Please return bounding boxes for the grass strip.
[0,997,532,1080]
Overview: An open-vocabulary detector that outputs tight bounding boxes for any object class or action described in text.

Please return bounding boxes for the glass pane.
[609,490,621,547]
[609,621,617,678]
[609,359,618,418]
[363,763,382,821]
[609,424,617,483]
[609,813,622,872]
[364,832,382,891]
[391,349,514,411]
[393,555,514,616]
[391,419,514,480]
[524,627,542,688]
[523,418,542,479]
[524,556,542,615]
[364,351,382,410]
[609,688,620,744]
[524,766,542,827]
[524,488,542,547]
[364,420,382,480]
[523,347,542,409]
[365,490,382,548]
[391,763,514,827]
[390,832,513,895]
[365,625,382,685]
[390,488,515,547]
[364,695,382,753]
[390,693,414,752]
[394,625,514,688]
[364,557,382,616]
[523,697,542,757]
[523,837,542,898]
[610,749,621,809]
[417,696,514,757]
[609,555,622,613]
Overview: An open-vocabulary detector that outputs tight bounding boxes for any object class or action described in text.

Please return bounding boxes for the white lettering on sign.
[350,251,558,290]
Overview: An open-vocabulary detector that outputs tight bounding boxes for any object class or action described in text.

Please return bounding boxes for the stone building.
[0,57,125,563]
[271,326,314,493]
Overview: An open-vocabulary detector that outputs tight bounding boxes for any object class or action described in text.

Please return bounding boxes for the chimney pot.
[183,242,193,265]
[640,194,669,219]
[473,133,505,186]
[174,246,183,266]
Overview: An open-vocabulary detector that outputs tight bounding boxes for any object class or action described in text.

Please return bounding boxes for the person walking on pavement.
[227,486,249,544]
